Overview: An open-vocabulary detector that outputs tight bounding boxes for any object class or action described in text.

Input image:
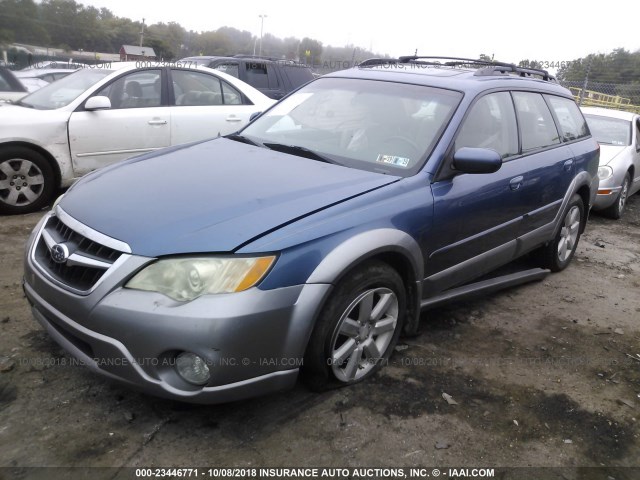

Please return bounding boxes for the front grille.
[33,214,125,293]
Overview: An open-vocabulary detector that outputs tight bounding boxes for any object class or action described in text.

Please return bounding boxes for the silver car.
[582,106,640,219]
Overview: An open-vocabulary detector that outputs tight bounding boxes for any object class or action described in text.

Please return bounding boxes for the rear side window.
[513,92,560,151]
[545,95,589,142]
[455,92,518,158]
[172,70,247,106]
[245,62,269,89]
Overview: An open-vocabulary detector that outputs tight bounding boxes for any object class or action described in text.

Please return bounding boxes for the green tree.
[299,37,322,65]
[0,0,50,45]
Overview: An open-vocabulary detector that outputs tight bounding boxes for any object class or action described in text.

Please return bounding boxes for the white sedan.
[0,62,275,214]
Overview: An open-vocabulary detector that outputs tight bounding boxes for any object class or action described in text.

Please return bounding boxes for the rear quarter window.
[545,95,590,142]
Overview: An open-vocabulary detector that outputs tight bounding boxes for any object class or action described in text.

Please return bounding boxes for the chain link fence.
[559,80,640,114]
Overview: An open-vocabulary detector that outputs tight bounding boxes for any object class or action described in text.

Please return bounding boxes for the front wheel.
[602,172,630,220]
[535,194,584,272]
[302,261,406,391]
[0,147,55,215]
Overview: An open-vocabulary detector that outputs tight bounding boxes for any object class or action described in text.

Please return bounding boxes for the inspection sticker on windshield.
[376,154,410,167]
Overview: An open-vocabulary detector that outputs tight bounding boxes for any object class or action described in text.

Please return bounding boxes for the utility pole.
[258,14,267,57]
[139,18,145,47]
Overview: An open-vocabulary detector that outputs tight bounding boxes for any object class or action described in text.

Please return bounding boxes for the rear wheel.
[602,172,630,220]
[0,147,55,215]
[303,261,405,391]
[535,194,584,272]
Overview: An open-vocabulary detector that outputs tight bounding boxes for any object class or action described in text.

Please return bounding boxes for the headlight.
[125,256,276,301]
[597,166,613,180]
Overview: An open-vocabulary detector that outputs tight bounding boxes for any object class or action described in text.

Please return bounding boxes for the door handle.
[509,176,524,191]
[563,159,574,172]
[225,116,242,122]
[148,119,167,125]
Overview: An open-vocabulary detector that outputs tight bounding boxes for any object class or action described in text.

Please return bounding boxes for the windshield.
[240,77,462,175]
[584,114,631,146]
[19,68,114,109]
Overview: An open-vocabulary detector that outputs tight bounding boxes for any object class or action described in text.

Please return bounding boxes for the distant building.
[119,45,156,61]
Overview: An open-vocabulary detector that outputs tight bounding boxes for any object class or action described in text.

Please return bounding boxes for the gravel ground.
[0,195,638,478]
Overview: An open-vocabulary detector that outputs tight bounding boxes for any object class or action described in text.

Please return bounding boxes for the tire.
[0,147,55,215]
[535,194,584,272]
[602,172,630,220]
[302,260,406,391]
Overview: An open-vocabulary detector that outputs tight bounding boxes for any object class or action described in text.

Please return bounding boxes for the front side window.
[545,95,589,142]
[513,92,561,151]
[455,92,518,158]
[240,77,462,175]
[96,70,161,109]
[215,63,239,79]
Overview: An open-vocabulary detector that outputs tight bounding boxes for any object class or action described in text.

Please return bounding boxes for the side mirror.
[249,111,262,122]
[84,96,111,111]
[453,147,502,174]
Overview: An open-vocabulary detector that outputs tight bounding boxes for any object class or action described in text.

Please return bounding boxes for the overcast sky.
[82,0,639,62]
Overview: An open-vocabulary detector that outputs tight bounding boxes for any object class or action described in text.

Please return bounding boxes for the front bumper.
[23,214,331,404]
[593,178,622,210]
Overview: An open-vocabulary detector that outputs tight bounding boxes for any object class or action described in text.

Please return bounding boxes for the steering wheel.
[379,135,421,159]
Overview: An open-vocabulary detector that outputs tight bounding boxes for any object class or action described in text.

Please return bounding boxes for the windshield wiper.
[225,133,261,147]
[262,143,339,164]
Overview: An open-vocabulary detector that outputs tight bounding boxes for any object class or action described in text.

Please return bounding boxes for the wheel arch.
[0,141,62,190]
[307,228,424,336]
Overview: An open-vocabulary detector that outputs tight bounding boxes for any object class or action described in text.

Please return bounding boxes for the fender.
[307,228,424,335]
[552,170,597,238]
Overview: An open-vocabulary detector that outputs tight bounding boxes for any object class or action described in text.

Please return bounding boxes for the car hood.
[0,102,69,124]
[60,138,400,256]
[598,144,627,166]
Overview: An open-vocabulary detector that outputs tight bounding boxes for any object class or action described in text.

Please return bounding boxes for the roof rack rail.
[473,64,555,82]
[397,55,515,68]
[360,55,555,82]
[233,54,282,61]
[358,58,399,67]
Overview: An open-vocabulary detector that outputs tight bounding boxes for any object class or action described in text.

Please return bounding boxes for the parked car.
[14,68,77,84]
[0,62,274,214]
[581,106,640,219]
[179,55,314,99]
[0,66,29,103]
[23,56,599,404]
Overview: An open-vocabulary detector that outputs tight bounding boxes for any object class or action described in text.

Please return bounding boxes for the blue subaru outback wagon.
[23,57,599,403]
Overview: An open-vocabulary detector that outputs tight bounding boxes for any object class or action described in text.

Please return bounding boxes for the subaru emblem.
[51,243,70,264]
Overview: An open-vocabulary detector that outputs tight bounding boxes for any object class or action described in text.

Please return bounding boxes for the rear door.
[68,69,170,175]
[169,68,257,143]
[513,93,579,236]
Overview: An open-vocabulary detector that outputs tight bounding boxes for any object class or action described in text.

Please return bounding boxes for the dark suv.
[24,56,599,404]
[179,55,314,99]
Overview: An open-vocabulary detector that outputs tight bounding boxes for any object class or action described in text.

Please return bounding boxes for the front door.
[68,69,170,176]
